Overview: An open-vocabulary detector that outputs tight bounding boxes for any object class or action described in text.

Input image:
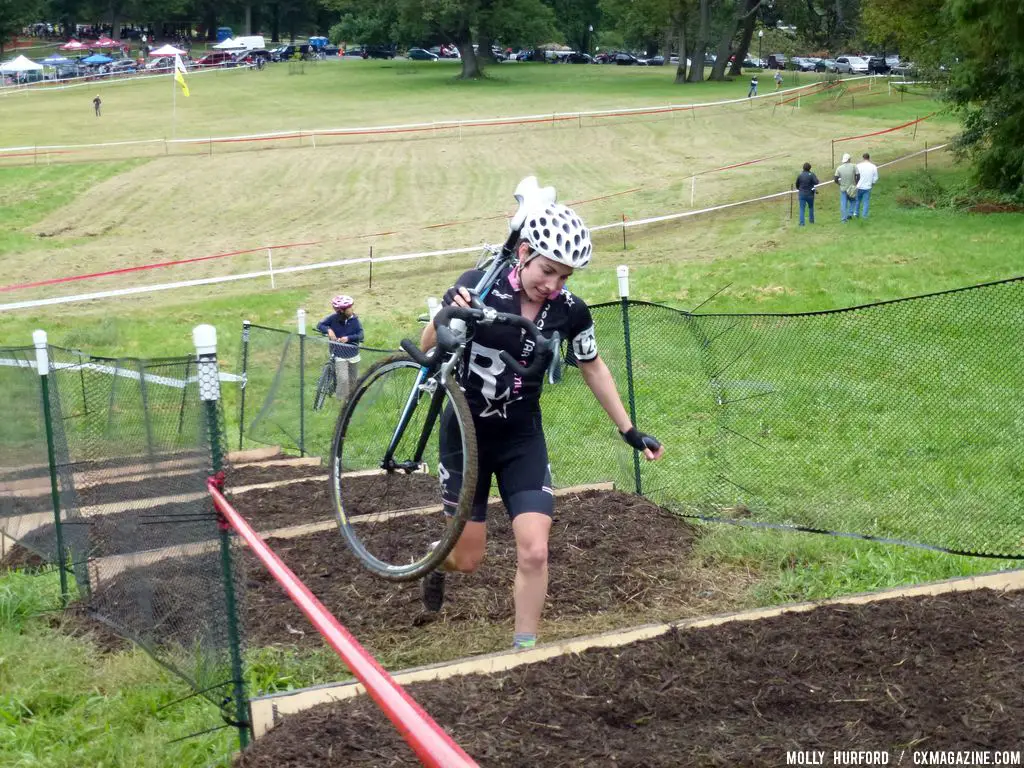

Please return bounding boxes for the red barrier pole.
[208,482,478,768]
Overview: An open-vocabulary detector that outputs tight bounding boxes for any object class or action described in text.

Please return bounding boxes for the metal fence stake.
[297,309,307,457]
[33,330,69,605]
[194,324,250,750]
[238,320,251,449]
[617,267,643,496]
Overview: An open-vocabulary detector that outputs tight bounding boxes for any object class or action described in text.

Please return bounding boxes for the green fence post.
[616,267,643,496]
[193,325,250,750]
[137,359,157,463]
[238,320,251,450]
[297,309,306,457]
[33,331,69,605]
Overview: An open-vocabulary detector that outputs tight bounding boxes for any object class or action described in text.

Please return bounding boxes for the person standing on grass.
[93,94,102,117]
[774,71,783,90]
[748,75,759,97]
[795,162,820,226]
[418,200,664,651]
[855,152,880,219]
[316,295,364,402]
[834,153,860,222]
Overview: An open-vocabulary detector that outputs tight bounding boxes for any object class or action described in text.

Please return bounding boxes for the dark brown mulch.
[75,490,717,665]
[2,465,428,564]
[242,490,701,651]
[229,463,327,486]
[237,588,1024,768]
[229,471,438,531]
[1,461,325,515]
[0,543,47,571]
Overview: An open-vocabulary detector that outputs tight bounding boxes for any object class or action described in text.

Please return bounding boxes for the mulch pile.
[237,588,1024,767]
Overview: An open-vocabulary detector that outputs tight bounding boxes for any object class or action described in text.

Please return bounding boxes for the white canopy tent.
[213,38,240,50]
[0,55,44,74]
[149,43,186,56]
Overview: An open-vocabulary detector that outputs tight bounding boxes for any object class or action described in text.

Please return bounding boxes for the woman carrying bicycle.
[316,295,364,401]
[419,202,664,650]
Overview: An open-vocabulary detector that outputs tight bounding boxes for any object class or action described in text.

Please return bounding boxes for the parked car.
[340,46,366,58]
[614,52,641,65]
[815,58,838,72]
[834,55,869,74]
[564,51,592,64]
[365,44,396,59]
[789,57,818,71]
[106,59,137,74]
[144,56,174,72]
[407,47,439,61]
[890,60,918,77]
[643,55,665,66]
[866,55,890,74]
[195,51,235,67]
[766,54,787,70]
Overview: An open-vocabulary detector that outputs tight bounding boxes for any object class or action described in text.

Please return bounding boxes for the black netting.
[0,346,246,719]
[240,323,397,461]
[235,279,1023,558]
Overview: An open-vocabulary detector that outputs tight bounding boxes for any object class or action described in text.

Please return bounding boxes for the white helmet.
[521,203,592,269]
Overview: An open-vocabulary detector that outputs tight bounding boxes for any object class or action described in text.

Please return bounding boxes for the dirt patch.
[237,588,1024,767]
[967,202,1024,214]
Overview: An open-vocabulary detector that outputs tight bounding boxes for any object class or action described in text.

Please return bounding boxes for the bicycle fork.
[381,353,460,472]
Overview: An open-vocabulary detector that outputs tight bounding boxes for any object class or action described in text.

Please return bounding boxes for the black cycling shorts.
[437,408,553,522]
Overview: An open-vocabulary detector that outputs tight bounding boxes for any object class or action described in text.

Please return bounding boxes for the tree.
[707,0,761,80]
[862,0,948,65]
[1,0,42,58]
[945,0,1024,197]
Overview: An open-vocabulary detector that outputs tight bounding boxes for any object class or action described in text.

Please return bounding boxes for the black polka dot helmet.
[521,203,592,269]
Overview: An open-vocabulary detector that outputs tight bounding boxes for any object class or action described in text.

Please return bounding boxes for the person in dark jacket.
[316,295,364,401]
[794,162,820,226]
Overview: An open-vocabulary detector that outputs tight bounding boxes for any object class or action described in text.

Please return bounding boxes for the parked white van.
[213,35,266,51]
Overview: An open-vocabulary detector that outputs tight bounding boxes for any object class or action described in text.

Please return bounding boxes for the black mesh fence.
[239,322,398,461]
[0,344,247,732]
[240,276,1024,559]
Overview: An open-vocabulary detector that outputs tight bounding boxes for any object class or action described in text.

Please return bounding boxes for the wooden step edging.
[85,482,616,582]
[247,566,1024,739]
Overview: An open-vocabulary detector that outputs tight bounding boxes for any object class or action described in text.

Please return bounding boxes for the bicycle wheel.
[312,361,336,411]
[331,353,477,581]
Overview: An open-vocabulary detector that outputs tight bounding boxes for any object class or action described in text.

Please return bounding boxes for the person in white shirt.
[855,152,879,219]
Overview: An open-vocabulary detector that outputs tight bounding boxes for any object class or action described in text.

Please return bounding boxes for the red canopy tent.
[94,36,120,49]
[59,39,88,51]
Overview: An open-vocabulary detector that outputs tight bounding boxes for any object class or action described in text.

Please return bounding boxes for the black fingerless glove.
[443,286,460,305]
[620,427,661,452]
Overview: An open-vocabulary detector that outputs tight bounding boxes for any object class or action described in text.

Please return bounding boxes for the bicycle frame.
[379,245,516,472]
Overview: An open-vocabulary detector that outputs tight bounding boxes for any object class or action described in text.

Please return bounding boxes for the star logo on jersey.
[562,290,574,307]
[479,387,515,418]
[491,290,513,300]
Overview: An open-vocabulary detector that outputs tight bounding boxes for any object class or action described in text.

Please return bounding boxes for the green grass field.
[1,63,1021,767]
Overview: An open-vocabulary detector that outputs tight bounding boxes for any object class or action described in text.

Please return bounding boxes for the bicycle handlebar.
[399,304,553,378]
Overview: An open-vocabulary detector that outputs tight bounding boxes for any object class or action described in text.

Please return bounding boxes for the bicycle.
[311,355,336,411]
[330,178,564,581]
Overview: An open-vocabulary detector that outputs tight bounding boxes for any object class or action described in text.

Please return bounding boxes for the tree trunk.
[245,4,252,35]
[477,33,497,64]
[673,24,688,83]
[708,18,739,80]
[686,0,710,82]
[270,4,280,43]
[457,39,483,78]
[729,0,757,76]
